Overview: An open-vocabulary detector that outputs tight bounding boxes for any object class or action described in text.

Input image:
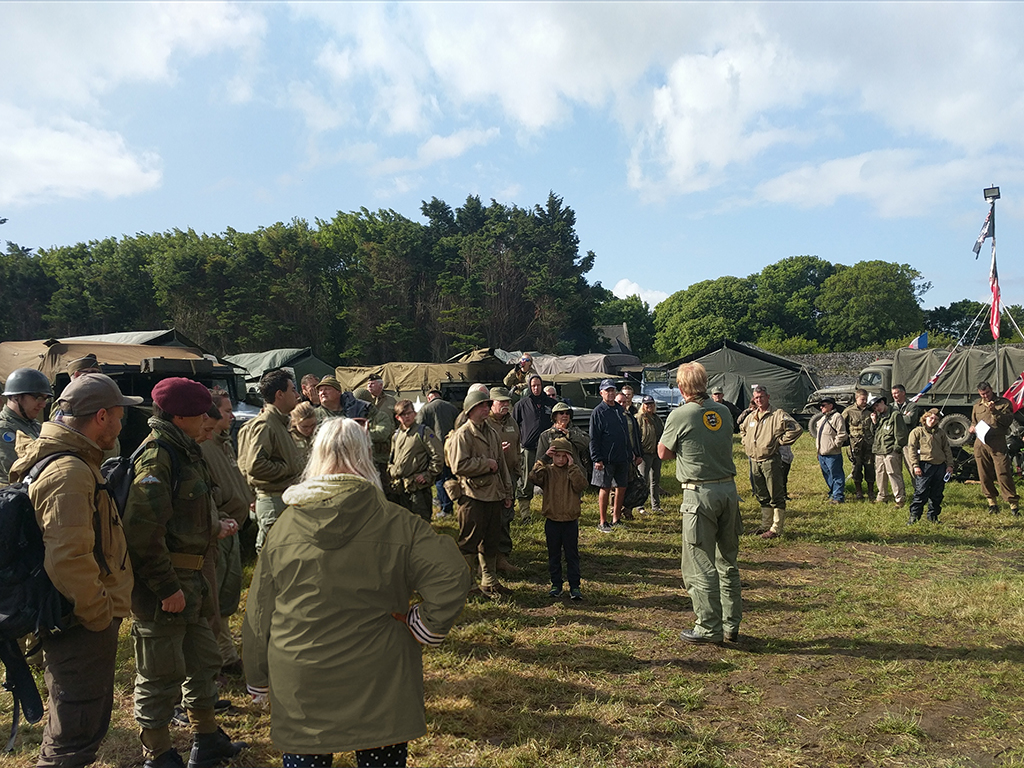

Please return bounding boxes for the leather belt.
[680,478,734,491]
[168,552,205,571]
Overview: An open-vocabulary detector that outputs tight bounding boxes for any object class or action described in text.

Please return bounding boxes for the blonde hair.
[290,401,316,427]
[676,362,708,398]
[303,417,381,488]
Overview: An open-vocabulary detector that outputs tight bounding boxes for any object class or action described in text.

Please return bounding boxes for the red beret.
[151,377,213,417]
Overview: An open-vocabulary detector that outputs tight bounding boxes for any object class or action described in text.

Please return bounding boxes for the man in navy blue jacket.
[589,379,642,532]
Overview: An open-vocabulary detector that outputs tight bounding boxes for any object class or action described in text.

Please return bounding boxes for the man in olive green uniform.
[123,378,245,768]
[314,375,369,423]
[891,384,919,475]
[488,387,522,573]
[388,399,443,522]
[363,376,397,491]
[739,385,803,539]
[970,381,1020,515]
[0,367,52,479]
[237,370,304,552]
[843,388,876,500]
[200,391,254,670]
[658,362,742,645]
[870,395,908,507]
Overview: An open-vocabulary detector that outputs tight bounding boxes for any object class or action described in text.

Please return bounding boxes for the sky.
[3,2,1024,315]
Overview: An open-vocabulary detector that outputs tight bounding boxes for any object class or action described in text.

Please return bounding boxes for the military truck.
[0,338,249,455]
[806,346,1024,446]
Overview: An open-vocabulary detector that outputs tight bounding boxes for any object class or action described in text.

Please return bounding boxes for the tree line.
[1,199,1012,364]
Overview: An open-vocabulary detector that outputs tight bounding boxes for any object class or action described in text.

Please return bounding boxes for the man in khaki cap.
[315,375,369,422]
[10,374,141,767]
[66,353,102,378]
[447,390,513,598]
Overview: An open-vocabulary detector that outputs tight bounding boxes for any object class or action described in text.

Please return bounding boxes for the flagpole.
[984,187,1001,391]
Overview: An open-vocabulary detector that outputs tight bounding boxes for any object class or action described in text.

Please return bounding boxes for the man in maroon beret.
[123,377,247,768]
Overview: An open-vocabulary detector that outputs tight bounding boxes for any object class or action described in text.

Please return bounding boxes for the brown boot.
[496,554,521,574]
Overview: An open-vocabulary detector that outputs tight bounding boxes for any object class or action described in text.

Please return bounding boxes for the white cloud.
[0,106,161,207]
[755,151,1024,217]
[374,128,500,175]
[612,279,668,308]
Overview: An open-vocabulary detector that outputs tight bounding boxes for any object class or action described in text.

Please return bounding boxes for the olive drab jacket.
[740,407,803,461]
[843,403,874,450]
[242,475,470,754]
[201,431,255,527]
[871,409,908,456]
[123,417,217,622]
[488,411,522,482]
[447,419,513,502]
[237,404,305,495]
[908,416,954,470]
[388,423,444,492]
[971,395,1015,452]
[10,422,133,631]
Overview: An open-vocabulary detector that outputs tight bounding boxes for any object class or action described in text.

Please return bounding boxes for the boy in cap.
[123,377,246,768]
[529,437,589,599]
[907,408,954,523]
[10,374,140,767]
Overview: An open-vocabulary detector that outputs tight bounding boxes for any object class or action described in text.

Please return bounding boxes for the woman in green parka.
[243,417,471,768]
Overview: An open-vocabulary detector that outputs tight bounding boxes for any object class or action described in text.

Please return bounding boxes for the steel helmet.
[3,368,53,397]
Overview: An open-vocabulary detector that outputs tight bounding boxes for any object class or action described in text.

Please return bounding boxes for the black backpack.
[100,438,180,518]
[0,452,78,751]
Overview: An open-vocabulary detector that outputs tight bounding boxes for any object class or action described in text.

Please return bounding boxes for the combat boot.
[145,750,185,768]
[187,728,247,768]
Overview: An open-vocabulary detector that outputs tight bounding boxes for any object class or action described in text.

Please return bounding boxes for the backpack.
[0,452,79,751]
[100,438,181,518]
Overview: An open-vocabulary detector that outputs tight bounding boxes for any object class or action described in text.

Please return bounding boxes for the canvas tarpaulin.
[664,340,820,415]
[530,353,640,376]
[225,348,335,385]
[335,359,511,394]
[0,339,217,384]
[892,347,1024,399]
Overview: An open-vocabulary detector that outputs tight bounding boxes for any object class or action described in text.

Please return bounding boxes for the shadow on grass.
[728,635,1024,663]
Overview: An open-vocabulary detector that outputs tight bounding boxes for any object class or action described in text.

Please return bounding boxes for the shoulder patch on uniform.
[1,431,14,443]
[138,474,162,485]
[702,411,724,431]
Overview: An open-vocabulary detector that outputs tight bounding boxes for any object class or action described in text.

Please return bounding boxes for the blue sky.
[4,2,1024,315]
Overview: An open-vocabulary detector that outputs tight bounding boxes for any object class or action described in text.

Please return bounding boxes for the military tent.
[661,340,820,416]
[225,348,335,386]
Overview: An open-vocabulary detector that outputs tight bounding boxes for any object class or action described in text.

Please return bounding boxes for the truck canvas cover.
[893,347,1024,399]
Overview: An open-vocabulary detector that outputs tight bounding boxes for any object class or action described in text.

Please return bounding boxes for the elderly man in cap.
[237,369,304,552]
[123,377,247,768]
[417,389,461,517]
[970,380,1020,515]
[590,378,642,532]
[315,375,369,422]
[0,368,53,479]
[739,384,803,539]
[447,389,514,598]
[10,374,139,767]
[811,397,848,504]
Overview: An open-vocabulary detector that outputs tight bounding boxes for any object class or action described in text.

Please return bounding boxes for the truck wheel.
[939,413,972,447]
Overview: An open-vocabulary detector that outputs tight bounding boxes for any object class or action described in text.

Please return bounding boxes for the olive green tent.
[225,348,335,386]
[661,340,821,415]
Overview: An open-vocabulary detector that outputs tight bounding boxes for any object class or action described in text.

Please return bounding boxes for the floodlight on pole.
[984,186,1001,203]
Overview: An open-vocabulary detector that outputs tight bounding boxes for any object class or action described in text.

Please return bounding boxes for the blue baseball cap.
[599,379,617,391]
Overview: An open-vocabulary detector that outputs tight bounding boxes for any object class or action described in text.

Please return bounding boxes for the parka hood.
[281,474,385,550]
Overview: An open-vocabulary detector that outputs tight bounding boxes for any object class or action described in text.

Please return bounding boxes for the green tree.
[0,242,54,339]
[816,261,927,350]
[749,255,836,341]
[653,276,756,359]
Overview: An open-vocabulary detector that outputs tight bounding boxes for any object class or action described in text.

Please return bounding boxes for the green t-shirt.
[660,398,736,483]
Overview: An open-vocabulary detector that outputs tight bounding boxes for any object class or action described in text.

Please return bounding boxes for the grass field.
[3,436,1024,768]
